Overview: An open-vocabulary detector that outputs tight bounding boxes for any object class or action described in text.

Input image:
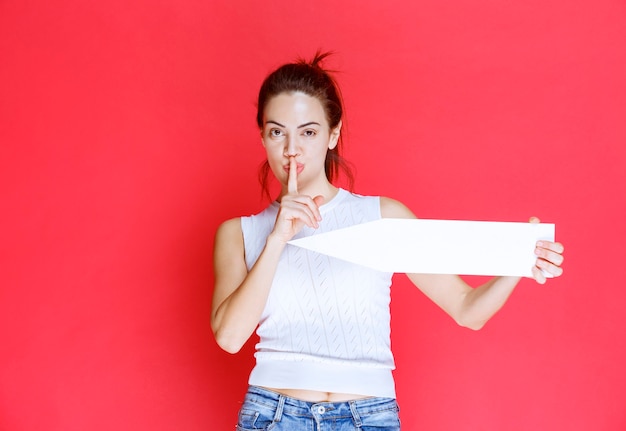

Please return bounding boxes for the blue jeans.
[236,386,401,431]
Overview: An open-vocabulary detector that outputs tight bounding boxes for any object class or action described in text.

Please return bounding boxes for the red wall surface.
[1,1,625,430]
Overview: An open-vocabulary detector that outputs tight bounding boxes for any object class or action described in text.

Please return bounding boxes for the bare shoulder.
[213,217,246,279]
[214,217,244,256]
[215,217,242,240]
[379,196,417,219]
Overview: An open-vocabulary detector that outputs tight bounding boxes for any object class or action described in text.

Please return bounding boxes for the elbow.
[211,314,243,354]
[213,328,245,354]
[218,341,243,355]
[463,320,487,331]
[456,315,488,331]
[211,309,255,354]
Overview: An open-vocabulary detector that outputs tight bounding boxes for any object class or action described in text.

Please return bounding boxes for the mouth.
[284,163,304,174]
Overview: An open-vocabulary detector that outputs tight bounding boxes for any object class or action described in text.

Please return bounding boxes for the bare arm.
[210,218,286,353]
[211,157,324,353]
[380,197,564,330]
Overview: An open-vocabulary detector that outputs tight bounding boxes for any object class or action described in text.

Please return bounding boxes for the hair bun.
[301,50,334,70]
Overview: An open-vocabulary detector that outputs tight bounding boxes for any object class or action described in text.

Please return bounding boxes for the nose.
[284,134,300,157]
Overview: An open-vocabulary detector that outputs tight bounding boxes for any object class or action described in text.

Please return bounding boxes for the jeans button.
[317,405,326,414]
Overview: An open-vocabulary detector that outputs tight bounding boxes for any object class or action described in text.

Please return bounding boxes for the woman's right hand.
[271,157,324,243]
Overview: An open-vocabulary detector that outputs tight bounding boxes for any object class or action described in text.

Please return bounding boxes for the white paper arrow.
[288,218,555,277]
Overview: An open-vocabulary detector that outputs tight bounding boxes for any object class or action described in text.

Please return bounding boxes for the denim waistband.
[243,385,399,426]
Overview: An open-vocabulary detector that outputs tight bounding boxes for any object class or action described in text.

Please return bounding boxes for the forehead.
[263,92,327,125]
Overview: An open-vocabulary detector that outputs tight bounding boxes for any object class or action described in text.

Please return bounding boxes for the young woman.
[211,53,565,430]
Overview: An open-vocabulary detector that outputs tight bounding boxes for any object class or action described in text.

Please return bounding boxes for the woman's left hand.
[530,217,565,284]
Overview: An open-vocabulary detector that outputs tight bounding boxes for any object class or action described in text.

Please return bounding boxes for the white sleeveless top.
[240,189,396,398]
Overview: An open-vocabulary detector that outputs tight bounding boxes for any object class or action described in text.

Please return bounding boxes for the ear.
[260,129,266,148]
[328,120,342,150]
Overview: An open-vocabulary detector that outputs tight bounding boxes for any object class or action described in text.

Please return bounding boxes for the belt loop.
[273,394,286,423]
[349,400,362,428]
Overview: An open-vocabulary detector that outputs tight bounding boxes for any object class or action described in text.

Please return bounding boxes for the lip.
[284,163,304,174]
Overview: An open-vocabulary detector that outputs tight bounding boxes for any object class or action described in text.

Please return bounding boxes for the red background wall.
[1,1,625,430]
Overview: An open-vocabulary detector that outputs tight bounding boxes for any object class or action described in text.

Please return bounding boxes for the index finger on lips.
[288,157,298,194]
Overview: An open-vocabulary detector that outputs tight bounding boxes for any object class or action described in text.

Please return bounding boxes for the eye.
[303,129,317,137]
[269,128,284,137]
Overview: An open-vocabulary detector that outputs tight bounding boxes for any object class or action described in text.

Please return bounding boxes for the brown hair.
[257,51,354,199]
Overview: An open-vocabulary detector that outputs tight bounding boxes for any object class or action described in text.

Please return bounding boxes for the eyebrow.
[265,120,321,128]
